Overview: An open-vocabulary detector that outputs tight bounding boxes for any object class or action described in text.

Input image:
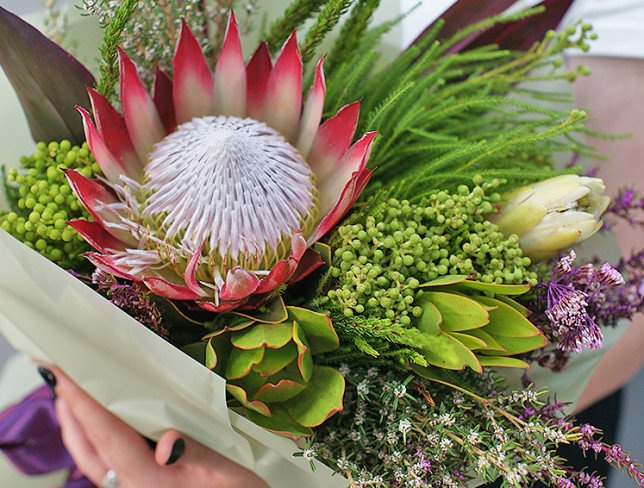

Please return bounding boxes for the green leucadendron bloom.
[412,275,547,374]
[495,175,610,261]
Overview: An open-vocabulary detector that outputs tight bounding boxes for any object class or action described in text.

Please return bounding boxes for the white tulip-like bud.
[495,175,610,261]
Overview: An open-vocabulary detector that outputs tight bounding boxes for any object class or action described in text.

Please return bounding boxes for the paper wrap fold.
[0,230,347,488]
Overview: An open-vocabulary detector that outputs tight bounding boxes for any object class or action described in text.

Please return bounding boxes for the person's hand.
[46,366,269,488]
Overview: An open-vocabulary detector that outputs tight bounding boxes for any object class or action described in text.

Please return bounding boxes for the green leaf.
[226,347,265,380]
[314,242,332,266]
[285,366,345,428]
[292,321,313,383]
[481,333,548,356]
[288,307,339,354]
[419,275,469,288]
[205,338,217,370]
[494,294,531,317]
[253,379,307,403]
[226,384,271,417]
[246,406,314,440]
[476,296,541,337]
[421,332,482,373]
[417,300,442,336]
[456,280,531,296]
[202,320,254,340]
[0,6,95,144]
[448,332,489,350]
[180,342,206,364]
[478,356,531,369]
[465,329,506,351]
[251,343,297,377]
[234,295,288,324]
[231,322,293,350]
[424,291,490,331]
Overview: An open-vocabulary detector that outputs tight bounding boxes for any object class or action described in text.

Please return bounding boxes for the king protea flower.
[66,13,376,312]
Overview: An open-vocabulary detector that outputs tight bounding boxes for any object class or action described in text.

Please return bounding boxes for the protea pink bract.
[67,13,375,312]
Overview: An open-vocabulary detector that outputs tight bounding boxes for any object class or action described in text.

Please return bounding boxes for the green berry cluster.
[0,140,100,267]
[325,181,537,322]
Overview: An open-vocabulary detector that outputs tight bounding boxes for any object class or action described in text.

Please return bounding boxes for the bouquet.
[0,1,643,487]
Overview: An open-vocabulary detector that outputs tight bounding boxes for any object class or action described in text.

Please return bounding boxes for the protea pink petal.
[220,267,261,301]
[63,169,119,229]
[118,47,165,161]
[256,232,306,294]
[255,260,293,295]
[153,67,177,133]
[173,20,215,123]
[214,12,246,116]
[84,252,138,281]
[287,249,325,284]
[296,56,326,158]
[197,299,248,313]
[86,87,142,179]
[309,168,373,244]
[318,131,377,217]
[183,243,207,297]
[143,277,203,300]
[68,220,126,253]
[308,101,361,182]
[75,106,126,183]
[262,31,302,142]
[246,42,272,120]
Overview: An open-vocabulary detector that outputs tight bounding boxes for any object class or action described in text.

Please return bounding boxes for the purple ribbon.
[0,385,94,488]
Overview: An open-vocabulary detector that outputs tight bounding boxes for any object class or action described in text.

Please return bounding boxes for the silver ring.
[100,469,120,488]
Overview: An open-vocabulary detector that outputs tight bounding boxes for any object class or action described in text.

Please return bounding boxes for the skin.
[569,56,644,413]
[51,367,269,488]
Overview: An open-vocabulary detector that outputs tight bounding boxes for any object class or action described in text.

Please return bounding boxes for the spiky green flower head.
[325,181,537,324]
[1,140,99,267]
[200,306,344,439]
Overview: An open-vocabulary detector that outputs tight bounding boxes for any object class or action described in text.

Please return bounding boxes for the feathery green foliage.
[265,0,328,52]
[95,0,138,101]
[299,0,354,64]
[322,7,597,195]
[326,0,380,72]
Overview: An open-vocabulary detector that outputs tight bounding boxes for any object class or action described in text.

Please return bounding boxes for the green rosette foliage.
[203,307,345,439]
[1,140,99,267]
[413,276,547,374]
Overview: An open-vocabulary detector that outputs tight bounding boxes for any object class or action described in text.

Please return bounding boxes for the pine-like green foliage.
[299,0,353,64]
[95,0,139,100]
[323,8,598,195]
[326,0,380,72]
[265,0,328,53]
[0,141,99,268]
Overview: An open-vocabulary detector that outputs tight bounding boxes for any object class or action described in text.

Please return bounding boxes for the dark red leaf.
[0,6,96,144]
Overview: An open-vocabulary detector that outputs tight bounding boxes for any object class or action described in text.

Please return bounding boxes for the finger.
[51,367,156,477]
[56,397,108,486]
[155,430,268,487]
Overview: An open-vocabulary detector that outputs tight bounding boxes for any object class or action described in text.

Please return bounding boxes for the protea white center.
[139,116,318,269]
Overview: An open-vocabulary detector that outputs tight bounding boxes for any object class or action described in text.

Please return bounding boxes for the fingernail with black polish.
[37,367,57,399]
[165,438,185,465]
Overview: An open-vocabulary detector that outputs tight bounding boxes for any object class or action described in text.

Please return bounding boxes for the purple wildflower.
[603,187,644,230]
[577,425,644,487]
[92,270,168,339]
[525,250,641,362]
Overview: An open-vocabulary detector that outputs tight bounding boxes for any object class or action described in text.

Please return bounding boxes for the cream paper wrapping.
[0,229,347,488]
